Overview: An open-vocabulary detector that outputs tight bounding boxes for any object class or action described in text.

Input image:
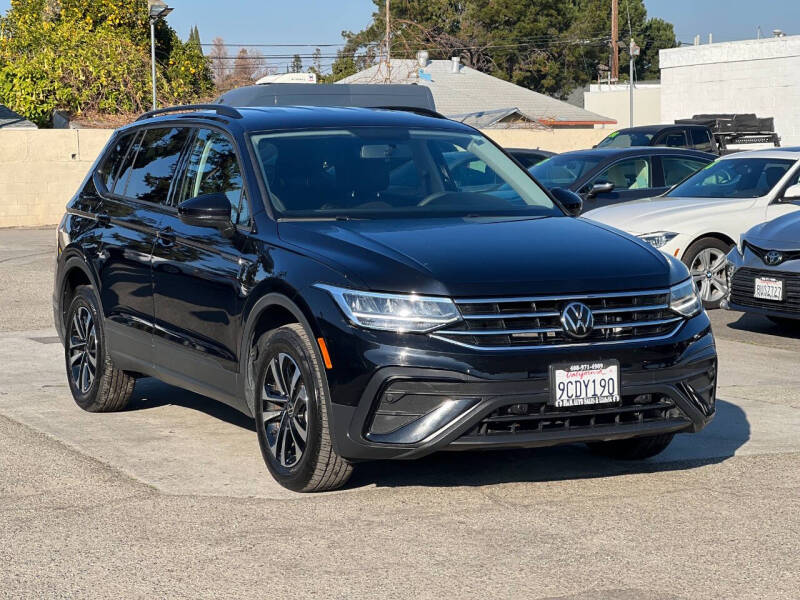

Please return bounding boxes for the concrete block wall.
[660,36,800,146]
[584,85,662,128]
[480,128,609,153]
[0,129,113,227]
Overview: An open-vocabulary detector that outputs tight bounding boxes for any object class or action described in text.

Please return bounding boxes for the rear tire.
[587,433,675,460]
[682,237,733,310]
[64,286,135,412]
[254,323,352,492]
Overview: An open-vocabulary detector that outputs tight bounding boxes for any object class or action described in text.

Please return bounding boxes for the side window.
[662,157,710,187]
[661,132,687,147]
[97,132,135,194]
[691,128,712,149]
[119,127,190,203]
[178,129,249,226]
[594,158,651,190]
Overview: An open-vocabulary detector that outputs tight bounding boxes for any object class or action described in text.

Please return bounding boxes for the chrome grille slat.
[434,289,681,349]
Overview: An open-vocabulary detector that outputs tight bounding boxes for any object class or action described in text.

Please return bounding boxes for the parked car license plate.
[549,361,620,408]
[754,277,783,301]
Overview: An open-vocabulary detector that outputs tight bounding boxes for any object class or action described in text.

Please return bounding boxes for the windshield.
[668,158,795,199]
[596,130,654,148]
[250,128,561,219]
[528,155,605,189]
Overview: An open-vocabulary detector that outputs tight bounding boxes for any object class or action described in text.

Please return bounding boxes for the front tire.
[587,433,675,460]
[64,286,135,412]
[254,323,352,492]
[682,237,733,309]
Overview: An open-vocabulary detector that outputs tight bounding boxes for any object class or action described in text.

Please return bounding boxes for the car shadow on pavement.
[724,313,800,338]
[126,377,256,432]
[347,399,750,490]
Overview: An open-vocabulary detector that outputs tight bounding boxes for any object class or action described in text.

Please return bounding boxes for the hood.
[278,216,686,297]
[584,196,756,234]
[744,211,800,250]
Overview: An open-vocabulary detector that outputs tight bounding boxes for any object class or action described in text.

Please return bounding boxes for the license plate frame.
[754,277,784,301]
[548,360,621,408]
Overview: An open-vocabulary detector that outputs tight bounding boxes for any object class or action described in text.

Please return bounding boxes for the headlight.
[316,284,461,332]
[638,231,679,249]
[669,279,702,317]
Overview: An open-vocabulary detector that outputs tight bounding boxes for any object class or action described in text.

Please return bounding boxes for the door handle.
[158,227,176,245]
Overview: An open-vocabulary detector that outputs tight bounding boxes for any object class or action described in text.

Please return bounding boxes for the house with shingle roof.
[337,58,615,129]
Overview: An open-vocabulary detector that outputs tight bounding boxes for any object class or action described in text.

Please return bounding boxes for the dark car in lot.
[529,147,716,213]
[725,207,800,325]
[54,104,717,492]
[596,124,718,154]
[506,148,556,169]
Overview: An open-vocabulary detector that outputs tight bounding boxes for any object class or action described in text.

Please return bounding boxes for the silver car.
[724,210,800,325]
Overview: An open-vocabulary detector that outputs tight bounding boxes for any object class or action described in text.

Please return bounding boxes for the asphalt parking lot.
[1,227,799,599]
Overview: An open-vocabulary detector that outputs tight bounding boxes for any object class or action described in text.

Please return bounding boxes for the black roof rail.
[374,106,447,119]
[136,104,243,122]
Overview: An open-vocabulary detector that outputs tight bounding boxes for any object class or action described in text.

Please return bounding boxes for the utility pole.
[384,0,391,83]
[629,38,640,127]
[611,0,619,82]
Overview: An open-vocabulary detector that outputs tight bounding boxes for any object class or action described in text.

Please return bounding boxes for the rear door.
[580,156,658,210]
[658,154,713,190]
[150,126,257,405]
[94,127,189,369]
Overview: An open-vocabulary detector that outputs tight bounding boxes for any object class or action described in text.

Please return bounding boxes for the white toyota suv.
[584,149,800,308]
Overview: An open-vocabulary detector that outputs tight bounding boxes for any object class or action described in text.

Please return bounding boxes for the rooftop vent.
[416,50,429,68]
[450,56,461,74]
[773,29,786,38]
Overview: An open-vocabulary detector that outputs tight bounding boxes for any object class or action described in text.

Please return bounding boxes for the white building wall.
[660,36,800,145]
[584,84,662,128]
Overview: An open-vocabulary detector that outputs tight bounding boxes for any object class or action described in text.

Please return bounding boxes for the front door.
[581,157,664,210]
[150,127,257,406]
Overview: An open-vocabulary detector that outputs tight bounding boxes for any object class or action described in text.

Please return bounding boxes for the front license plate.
[549,361,621,408]
[754,277,783,301]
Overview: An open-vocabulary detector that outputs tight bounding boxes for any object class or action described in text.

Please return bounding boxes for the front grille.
[465,394,684,437]
[432,290,682,349]
[730,267,800,313]
[743,242,800,265]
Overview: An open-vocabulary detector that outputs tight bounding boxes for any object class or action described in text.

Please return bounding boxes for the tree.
[329,0,677,97]
[0,0,213,126]
[188,25,202,56]
[290,54,303,73]
[209,37,229,85]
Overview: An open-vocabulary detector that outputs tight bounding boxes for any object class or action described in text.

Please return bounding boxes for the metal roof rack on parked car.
[136,104,243,122]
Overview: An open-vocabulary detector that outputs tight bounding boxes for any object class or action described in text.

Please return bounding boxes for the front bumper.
[323,311,717,461]
[723,245,800,318]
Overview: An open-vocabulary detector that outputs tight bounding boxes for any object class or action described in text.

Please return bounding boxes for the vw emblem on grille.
[561,302,594,339]
[764,250,784,266]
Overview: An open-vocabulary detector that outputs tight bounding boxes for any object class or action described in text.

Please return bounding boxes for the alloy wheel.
[68,306,98,394]
[261,353,309,468]
[690,247,728,304]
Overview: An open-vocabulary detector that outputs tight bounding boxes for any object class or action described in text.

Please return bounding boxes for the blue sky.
[1,0,798,71]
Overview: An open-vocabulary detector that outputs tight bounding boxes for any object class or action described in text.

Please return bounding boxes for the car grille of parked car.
[744,242,800,265]
[431,290,682,349]
[462,394,688,438]
[731,267,800,313]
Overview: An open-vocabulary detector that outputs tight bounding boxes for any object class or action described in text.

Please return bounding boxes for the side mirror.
[178,193,233,234]
[551,187,584,217]
[783,183,800,201]
[588,181,615,198]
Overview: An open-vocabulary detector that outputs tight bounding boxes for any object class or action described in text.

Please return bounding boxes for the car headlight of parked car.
[316,284,461,332]
[638,231,679,249]
[669,279,702,317]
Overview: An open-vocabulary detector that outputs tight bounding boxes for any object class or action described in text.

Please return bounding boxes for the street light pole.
[147,0,173,111]
[629,38,640,127]
[150,18,157,110]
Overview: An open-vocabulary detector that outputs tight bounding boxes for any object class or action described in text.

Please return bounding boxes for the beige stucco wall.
[480,128,609,153]
[0,129,113,227]
[583,85,662,128]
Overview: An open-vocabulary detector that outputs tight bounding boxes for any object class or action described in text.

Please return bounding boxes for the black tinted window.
[97,133,134,194]
[661,132,687,147]
[691,128,712,146]
[662,156,711,186]
[178,129,249,226]
[119,127,189,203]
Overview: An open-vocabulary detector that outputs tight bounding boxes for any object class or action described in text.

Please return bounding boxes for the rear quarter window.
[96,132,135,194]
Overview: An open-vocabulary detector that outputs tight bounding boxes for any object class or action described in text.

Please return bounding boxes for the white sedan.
[584,149,800,308]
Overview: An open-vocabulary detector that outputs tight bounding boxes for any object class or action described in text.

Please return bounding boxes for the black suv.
[596,124,718,154]
[54,104,717,492]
